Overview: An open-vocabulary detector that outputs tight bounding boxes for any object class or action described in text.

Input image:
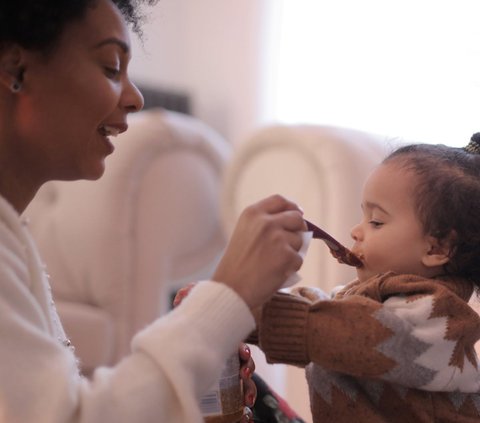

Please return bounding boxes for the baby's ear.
[422,232,455,268]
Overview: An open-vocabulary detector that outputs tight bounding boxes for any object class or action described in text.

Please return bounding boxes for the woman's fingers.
[213,195,307,309]
[279,210,308,233]
[238,343,252,363]
[243,374,257,408]
[240,406,253,422]
[253,194,304,215]
[238,344,256,407]
[172,282,197,307]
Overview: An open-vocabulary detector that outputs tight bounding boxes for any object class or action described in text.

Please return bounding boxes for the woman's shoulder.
[0,195,24,238]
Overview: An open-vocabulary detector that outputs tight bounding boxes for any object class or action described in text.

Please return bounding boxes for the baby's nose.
[350,223,362,241]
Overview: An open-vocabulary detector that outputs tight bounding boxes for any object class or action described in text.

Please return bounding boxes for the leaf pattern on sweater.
[373,305,437,387]
[344,273,480,382]
[307,364,359,404]
[430,291,480,369]
[470,394,480,414]
[361,379,384,405]
[449,391,470,411]
[447,391,480,415]
[259,272,480,422]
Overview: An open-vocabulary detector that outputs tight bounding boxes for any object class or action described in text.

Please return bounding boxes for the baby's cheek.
[362,251,391,277]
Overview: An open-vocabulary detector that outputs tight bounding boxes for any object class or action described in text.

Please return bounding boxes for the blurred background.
[124,0,480,420]
[130,0,480,149]
[24,2,480,423]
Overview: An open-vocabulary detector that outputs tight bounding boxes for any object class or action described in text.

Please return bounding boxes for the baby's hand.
[290,286,330,303]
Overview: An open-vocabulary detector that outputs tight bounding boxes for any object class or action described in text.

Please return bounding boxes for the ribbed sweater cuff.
[259,293,309,366]
[133,281,255,365]
[184,281,255,350]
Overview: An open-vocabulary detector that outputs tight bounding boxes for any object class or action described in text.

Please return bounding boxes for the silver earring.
[10,80,22,93]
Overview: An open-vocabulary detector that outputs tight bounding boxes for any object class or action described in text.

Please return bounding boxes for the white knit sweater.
[0,195,254,423]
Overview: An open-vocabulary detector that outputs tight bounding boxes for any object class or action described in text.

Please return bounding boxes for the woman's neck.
[0,166,39,214]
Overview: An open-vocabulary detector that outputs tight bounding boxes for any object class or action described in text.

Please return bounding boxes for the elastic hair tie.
[464,133,480,154]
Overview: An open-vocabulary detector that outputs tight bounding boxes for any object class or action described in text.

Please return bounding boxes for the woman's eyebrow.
[94,37,130,54]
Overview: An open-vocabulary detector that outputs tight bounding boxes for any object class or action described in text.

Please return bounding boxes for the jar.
[201,353,244,422]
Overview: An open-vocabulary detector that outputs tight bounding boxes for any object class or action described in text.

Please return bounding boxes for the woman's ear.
[422,232,455,268]
[0,44,25,92]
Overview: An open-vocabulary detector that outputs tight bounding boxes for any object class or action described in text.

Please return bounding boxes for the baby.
[253,135,480,422]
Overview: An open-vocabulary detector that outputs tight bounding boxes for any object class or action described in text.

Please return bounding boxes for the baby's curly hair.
[0,0,158,52]
[384,140,480,289]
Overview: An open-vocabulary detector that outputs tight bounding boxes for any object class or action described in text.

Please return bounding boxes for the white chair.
[23,108,231,375]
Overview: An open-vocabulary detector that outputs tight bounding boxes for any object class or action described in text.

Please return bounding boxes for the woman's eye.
[104,66,121,79]
[369,220,383,228]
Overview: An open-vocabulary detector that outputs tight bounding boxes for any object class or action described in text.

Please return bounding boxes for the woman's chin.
[66,161,106,181]
[85,164,106,180]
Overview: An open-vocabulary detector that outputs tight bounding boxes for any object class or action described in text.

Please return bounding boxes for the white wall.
[129,0,278,145]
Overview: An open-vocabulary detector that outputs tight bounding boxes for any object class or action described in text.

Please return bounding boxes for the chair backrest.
[23,108,231,374]
[220,123,394,421]
[221,124,393,291]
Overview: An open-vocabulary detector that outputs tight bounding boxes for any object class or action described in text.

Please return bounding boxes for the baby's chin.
[356,267,427,282]
[355,267,388,283]
[356,268,372,282]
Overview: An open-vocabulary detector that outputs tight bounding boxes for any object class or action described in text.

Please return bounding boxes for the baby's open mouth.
[305,219,363,267]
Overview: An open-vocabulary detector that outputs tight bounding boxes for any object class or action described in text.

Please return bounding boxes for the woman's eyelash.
[104,67,120,78]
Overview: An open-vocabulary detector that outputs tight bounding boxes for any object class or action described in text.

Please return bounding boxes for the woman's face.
[12,0,144,182]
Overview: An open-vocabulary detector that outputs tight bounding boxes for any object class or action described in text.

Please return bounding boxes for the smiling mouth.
[98,125,120,137]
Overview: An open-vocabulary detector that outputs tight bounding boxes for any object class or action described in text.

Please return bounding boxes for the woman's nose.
[121,79,144,113]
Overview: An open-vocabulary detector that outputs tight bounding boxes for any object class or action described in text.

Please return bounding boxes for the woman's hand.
[176,196,307,311]
[214,195,307,309]
[173,285,258,421]
[239,343,256,422]
[172,282,197,308]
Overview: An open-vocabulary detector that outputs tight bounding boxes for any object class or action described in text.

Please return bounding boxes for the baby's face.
[350,162,439,282]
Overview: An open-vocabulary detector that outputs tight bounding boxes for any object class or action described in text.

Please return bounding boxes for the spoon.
[305,219,363,267]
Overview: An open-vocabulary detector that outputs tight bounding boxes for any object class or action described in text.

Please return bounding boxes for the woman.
[0,1,306,422]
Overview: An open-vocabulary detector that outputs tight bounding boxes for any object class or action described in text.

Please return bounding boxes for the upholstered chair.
[23,108,230,375]
[220,124,391,422]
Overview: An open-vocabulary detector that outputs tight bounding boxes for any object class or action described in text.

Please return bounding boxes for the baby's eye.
[369,220,383,228]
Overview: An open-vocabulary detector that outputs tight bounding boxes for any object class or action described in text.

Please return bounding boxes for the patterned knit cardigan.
[255,272,480,422]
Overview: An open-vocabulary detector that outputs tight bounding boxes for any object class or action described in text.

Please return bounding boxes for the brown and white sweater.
[255,272,480,422]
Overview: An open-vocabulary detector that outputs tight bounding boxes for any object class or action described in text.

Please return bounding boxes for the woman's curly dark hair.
[0,0,158,52]
[384,141,480,289]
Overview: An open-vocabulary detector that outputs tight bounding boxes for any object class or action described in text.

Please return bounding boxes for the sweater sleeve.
[0,192,257,423]
[258,274,480,393]
[77,281,255,422]
[0,218,254,423]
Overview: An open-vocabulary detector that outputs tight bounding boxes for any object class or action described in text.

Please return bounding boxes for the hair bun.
[464,133,480,154]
